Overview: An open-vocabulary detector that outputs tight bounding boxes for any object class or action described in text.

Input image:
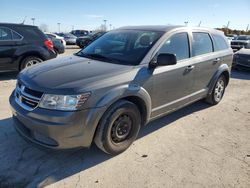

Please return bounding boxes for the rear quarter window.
[212,34,229,51]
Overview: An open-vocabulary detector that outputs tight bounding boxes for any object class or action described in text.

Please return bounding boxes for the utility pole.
[31,18,35,26]
[103,19,107,31]
[57,23,61,33]
[226,21,230,35]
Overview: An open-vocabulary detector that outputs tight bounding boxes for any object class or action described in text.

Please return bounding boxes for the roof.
[117,25,221,34]
[0,23,36,27]
[118,25,182,32]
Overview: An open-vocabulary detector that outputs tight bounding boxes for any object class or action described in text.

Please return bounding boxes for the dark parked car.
[233,44,250,69]
[76,31,106,48]
[10,26,233,155]
[0,23,56,72]
[46,34,65,54]
[231,35,250,52]
[71,30,89,37]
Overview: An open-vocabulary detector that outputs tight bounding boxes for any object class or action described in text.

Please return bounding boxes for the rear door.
[190,31,221,99]
[0,27,23,71]
[0,27,16,70]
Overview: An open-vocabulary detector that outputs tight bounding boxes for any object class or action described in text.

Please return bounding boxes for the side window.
[192,32,213,56]
[12,30,23,40]
[212,34,229,51]
[159,33,190,61]
[0,27,12,40]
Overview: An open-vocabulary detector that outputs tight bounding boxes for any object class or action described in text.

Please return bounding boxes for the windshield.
[245,44,250,49]
[75,30,163,65]
[237,36,250,40]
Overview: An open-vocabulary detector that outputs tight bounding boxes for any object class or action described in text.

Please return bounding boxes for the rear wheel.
[206,75,226,105]
[20,56,43,70]
[94,100,141,155]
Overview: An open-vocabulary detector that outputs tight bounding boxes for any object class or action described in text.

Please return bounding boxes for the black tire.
[20,56,43,70]
[205,75,226,105]
[94,100,141,155]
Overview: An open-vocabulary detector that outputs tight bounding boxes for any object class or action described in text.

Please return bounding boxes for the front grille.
[15,81,43,111]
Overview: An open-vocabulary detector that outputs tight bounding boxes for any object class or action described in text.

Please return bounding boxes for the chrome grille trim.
[15,82,43,111]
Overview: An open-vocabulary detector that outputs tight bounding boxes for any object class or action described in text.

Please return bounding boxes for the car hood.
[231,40,250,43]
[235,48,250,55]
[19,55,134,94]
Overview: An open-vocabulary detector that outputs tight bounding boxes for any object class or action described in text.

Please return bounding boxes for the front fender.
[95,84,152,123]
[208,64,230,95]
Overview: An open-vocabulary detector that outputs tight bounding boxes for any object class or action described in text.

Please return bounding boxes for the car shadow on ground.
[0,72,18,81]
[0,100,210,188]
[231,69,250,80]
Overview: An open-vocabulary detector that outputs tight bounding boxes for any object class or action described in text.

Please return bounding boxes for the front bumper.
[9,92,106,149]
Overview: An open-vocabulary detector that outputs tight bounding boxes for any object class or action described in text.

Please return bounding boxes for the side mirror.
[149,53,177,68]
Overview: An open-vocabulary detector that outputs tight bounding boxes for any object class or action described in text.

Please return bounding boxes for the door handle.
[186,65,195,71]
[213,58,221,64]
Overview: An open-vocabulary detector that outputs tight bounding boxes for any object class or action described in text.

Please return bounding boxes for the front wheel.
[94,100,141,155]
[206,75,226,105]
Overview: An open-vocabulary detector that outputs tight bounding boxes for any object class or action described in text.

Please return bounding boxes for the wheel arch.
[95,85,152,126]
[208,64,230,95]
[18,52,45,70]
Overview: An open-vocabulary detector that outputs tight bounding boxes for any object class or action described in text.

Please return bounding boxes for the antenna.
[21,16,27,24]
[198,21,202,27]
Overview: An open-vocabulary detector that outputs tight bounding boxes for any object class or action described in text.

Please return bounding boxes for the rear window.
[192,32,213,56]
[212,34,229,51]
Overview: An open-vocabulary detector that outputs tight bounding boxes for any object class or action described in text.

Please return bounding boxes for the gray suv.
[9,26,233,155]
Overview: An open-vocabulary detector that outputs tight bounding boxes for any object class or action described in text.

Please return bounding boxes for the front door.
[150,32,195,118]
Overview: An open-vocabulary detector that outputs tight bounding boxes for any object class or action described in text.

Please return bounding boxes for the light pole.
[184,21,188,26]
[72,25,74,31]
[109,24,112,30]
[57,23,61,33]
[31,18,35,26]
[103,19,107,31]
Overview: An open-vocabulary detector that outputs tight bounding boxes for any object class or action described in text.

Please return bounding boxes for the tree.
[39,24,49,32]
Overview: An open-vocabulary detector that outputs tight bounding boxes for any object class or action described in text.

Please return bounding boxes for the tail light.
[44,39,54,51]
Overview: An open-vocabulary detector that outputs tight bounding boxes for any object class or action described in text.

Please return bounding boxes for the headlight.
[234,54,239,59]
[39,92,91,111]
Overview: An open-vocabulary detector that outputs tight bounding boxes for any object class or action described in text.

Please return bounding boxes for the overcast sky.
[1,0,250,32]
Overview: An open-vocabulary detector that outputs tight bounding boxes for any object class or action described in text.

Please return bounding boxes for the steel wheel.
[111,114,132,143]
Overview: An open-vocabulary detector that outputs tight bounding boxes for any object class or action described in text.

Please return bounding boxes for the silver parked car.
[10,26,233,155]
[233,43,250,69]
